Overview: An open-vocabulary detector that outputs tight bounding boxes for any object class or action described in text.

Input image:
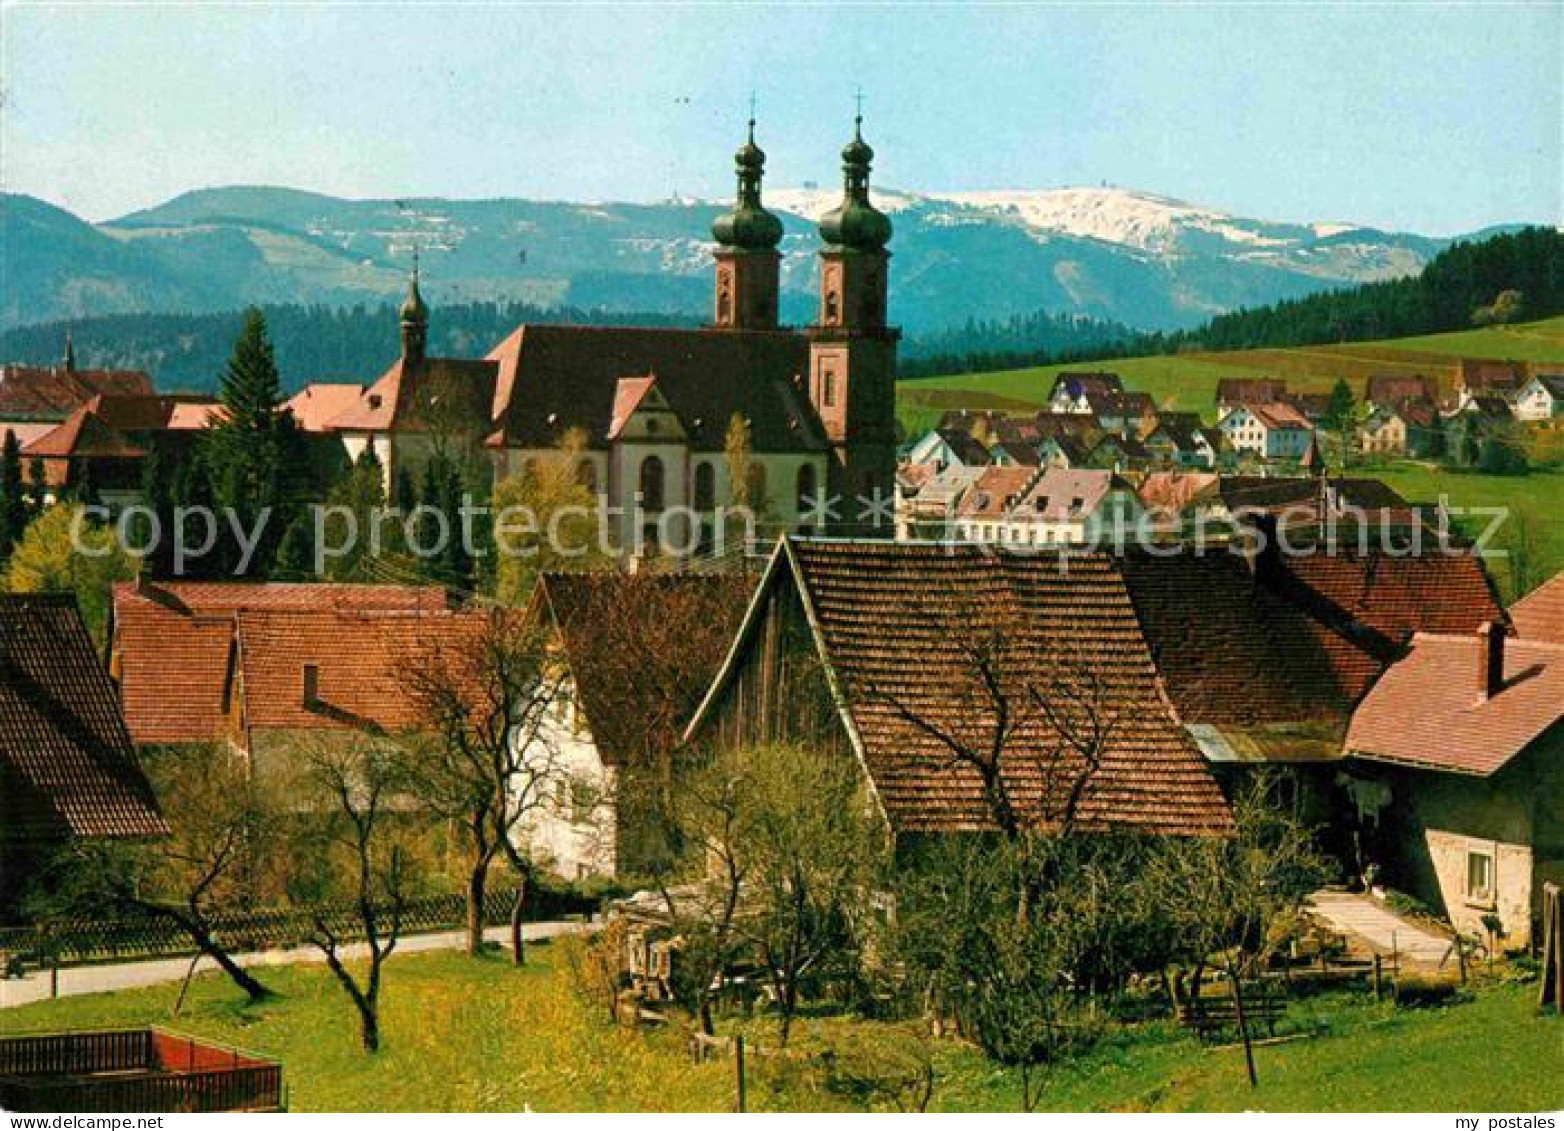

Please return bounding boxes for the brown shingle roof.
[746,540,1233,837]
[0,594,167,841]
[1367,374,1438,405]
[1347,633,1564,775]
[536,572,755,767]
[1216,377,1287,406]
[485,325,825,454]
[1120,545,1504,728]
[111,582,448,746]
[1511,572,1564,642]
[0,364,153,421]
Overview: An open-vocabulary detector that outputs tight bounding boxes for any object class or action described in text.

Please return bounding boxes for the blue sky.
[2,2,1559,233]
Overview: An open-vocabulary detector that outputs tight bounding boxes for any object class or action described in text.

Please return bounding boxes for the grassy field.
[898,313,1564,432]
[2,945,1558,1112]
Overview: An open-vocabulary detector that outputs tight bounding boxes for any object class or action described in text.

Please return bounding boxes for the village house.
[1046,371,1123,414]
[894,464,983,539]
[0,335,153,453]
[1366,373,1440,409]
[1087,390,1158,437]
[950,465,1039,543]
[1005,468,1142,546]
[1454,358,1527,406]
[935,409,998,447]
[1134,470,1223,536]
[518,572,754,880]
[1214,376,1288,416]
[1037,431,1095,470]
[109,580,449,748]
[1086,430,1152,472]
[20,393,220,506]
[905,425,992,470]
[1217,401,1314,461]
[1511,374,1564,422]
[684,538,1235,847]
[1116,536,1502,842]
[1142,412,1221,469]
[1359,397,1441,458]
[0,594,167,916]
[1345,621,1563,949]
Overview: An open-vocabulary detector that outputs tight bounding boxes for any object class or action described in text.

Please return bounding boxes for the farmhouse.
[685,538,1235,843]
[1359,398,1440,458]
[1346,623,1564,948]
[518,571,754,879]
[1214,376,1288,415]
[0,594,167,915]
[108,580,448,748]
[906,426,992,470]
[1512,374,1564,422]
[1047,371,1123,414]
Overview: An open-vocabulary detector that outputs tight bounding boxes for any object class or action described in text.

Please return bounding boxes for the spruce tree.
[204,308,290,577]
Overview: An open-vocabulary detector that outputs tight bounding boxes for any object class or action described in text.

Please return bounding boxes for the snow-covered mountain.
[1,184,1471,334]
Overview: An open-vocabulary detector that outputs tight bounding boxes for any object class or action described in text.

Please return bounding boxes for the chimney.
[302,663,321,709]
[1476,622,1505,702]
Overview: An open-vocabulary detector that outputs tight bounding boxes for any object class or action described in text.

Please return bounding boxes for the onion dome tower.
[399,259,428,363]
[711,117,783,330]
[807,110,899,531]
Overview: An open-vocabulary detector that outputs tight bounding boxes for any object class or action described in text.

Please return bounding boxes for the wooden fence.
[0,885,597,968]
[0,1028,283,1113]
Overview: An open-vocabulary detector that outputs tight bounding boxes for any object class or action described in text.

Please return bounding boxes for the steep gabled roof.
[534,571,755,767]
[1012,468,1118,523]
[111,581,448,745]
[285,383,366,432]
[956,466,1038,520]
[1050,372,1123,400]
[328,356,500,433]
[1347,634,1564,776]
[1511,572,1564,642]
[0,594,167,842]
[692,539,1233,837]
[934,427,994,467]
[484,325,825,454]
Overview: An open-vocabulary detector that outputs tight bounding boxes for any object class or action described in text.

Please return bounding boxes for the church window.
[639,455,665,511]
[693,461,716,510]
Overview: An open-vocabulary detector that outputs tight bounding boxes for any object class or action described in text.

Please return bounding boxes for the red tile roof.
[284,383,365,432]
[1510,572,1564,643]
[713,540,1234,837]
[1347,633,1564,775]
[1247,401,1313,431]
[111,582,448,745]
[328,356,500,433]
[484,325,825,454]
[233,608,485,734]
[1367,374,1439,405]
[535,571,755,767]
[956,467,1037,520]
[1,594,167,841]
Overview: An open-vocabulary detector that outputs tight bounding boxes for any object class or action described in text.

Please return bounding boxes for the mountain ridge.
[2,184,1536,335]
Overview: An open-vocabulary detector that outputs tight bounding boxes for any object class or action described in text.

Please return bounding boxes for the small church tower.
[399,262,428,364]
[711,118,784,329]
[808,113,899,524]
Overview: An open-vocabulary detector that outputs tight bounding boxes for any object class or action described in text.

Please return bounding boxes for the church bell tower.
[808,113,898,529]
[710,118,783,330]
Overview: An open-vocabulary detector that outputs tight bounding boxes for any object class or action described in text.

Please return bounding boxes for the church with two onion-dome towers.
[322,115,899,552]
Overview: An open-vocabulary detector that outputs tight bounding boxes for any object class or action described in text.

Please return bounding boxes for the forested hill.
[0,302,699,393]
[1160,226,1564,353]
[0,300,1136,393]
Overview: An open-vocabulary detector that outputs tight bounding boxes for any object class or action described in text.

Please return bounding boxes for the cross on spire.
[854,87,865,126]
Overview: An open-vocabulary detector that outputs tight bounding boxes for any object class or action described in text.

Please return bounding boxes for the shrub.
[1393,975,1466,1008]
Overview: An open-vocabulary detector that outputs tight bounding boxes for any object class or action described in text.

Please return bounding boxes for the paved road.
[1307,890,1455,968]
[0,920,591,1010]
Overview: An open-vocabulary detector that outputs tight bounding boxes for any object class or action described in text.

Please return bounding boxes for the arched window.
[639,455,665,512]
[745,462,767,510]
[575,459,598,495]
[693,461,716,511]
[796,463,817,517]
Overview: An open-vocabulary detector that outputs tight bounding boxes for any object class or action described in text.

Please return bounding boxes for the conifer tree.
[27,457,48,516]
[0,430,28,561]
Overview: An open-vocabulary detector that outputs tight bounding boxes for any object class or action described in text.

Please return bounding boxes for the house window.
[1466,850,1494,902]
[821,367,837,408]
[639,455,665,511]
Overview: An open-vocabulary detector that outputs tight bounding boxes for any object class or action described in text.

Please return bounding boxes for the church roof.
[484,324,826,454]
[328,356,500,433]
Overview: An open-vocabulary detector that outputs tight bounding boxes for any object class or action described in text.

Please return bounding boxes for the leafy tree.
[399,610,569,962]
[319,447,390,582]
[2,504,138,647]
[490,428,606,606]
[0,429,28,561]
